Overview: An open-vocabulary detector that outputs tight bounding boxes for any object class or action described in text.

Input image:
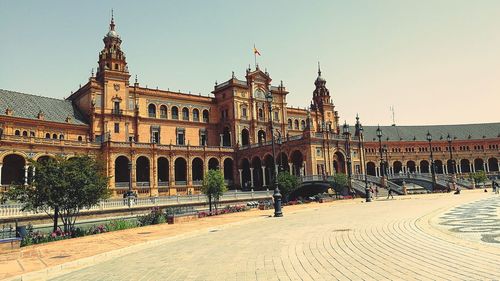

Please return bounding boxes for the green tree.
[202,170,227,213]
[470,171,488,185]
[329,173,349,197]
[3,156,109,232]
[276,171,299,201]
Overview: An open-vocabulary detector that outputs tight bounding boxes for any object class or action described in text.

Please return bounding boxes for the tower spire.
[318,61,321,77]
[110,9,115,31]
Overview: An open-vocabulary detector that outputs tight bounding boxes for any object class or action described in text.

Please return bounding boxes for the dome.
[107,29,119,38]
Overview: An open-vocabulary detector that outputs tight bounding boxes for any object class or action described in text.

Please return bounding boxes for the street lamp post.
[127,161,133,208]
[342,122,353,197]
[358,123,371,202]
[447,133,456,189]
[265,89,282,217]
[426,131,437,192]
[376,126,386,188]
[383,144,390,177]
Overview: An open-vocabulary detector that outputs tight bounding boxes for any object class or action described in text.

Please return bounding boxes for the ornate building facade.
[1,17,499,197]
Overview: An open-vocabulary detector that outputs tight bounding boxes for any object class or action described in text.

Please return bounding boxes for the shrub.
[137,207,166,226]
[106,219,138,231]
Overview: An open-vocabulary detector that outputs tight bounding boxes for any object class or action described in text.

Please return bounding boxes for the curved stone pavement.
[51,193,500,281]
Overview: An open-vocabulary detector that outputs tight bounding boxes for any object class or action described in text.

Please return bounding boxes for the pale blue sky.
[1,1,499,125]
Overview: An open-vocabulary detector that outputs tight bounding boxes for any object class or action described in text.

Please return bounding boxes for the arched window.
[22,131,28,137]
[193,108,200,122]
[258,108,264,120]
[300,120,306,130]
[287,119,292,129]
[171,106,179,120]
[78,136,83,141]
[182,107,189,121]
[59,134,64,140]
[52,134,57,139]
[294,120,299,130]
[45,133,50,139]
[14,130,20,136]
[202,110,209,123]
[160,105,167,119]
[148,104,156,118]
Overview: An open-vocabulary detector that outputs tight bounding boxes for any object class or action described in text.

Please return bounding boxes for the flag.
[253,45,261,56]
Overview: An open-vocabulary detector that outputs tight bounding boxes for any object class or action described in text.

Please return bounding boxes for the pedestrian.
[387,186,394,199]
[375,185,379,198]
[493,179,499,194]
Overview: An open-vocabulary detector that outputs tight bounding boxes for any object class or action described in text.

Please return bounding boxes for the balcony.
[112,109,124,116]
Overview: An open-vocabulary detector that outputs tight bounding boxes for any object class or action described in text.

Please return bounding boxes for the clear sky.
[1,1,499,126]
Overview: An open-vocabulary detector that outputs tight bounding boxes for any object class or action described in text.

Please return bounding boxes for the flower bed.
[197,204,248,218]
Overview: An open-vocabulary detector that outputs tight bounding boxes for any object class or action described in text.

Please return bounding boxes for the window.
[203,110,209,123]
[52,134,57,139]
[172,106,179,120]
[316,147,322,157]
[160,105,167,119]
[193,109,199,122]
[151,126,160,144]
[94,95,102,108]
[301,120,306,130]
[22,131,28,137]
[176,128,185,145]
[15,130,20,136]
[114,63,119,70]
[288,119,292,129]
[258,108,264,120]
[30,131,35,137]
[241,107,247,119]
[78,136,83,141]
[182,107,189,121]
[148,104,156,118]
[274,111,279,122]
[114,123,120,133]
[294,120,299,130]
[59,134,64,140]
[45,133,50,139]
[128,98,135,110]
[200,129,207,146]
[113,101,120,113]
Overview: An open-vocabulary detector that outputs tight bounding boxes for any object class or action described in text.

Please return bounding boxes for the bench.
[0,237,22,251]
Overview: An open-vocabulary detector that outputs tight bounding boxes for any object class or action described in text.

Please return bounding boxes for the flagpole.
[253,44,257,68]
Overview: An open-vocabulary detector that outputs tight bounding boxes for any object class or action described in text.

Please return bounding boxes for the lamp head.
[426,131,432,141]
[376,125,382,138]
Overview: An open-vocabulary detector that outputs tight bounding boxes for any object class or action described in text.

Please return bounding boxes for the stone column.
[403,166,407,174]
[249,168,254,187]
[220,134,223,147]
[416,166,420,174]
[0,164,3,185]
[457,163,461,174]
[470,163,474,172]
[229,132,232,146]
[187,158,192,186]
[444,165,447,174]
[376,166,379,177]
[238,169,243,188]
[484,162,488,172]
[303,161,307,176]
[24,165,28,185]
[288,164,293,175]
[261,166,267,186]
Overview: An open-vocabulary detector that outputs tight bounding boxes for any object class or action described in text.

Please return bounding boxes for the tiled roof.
[0,89,87,125]
[362,123,500,142]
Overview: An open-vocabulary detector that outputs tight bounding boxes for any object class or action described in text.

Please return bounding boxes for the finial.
[135,74,138,84]
[356,113,359,121]
[232,71,235,78]
[215,80,218,86]
[110,9,115,30]
[318,61,321,76]
[91,68,94,77]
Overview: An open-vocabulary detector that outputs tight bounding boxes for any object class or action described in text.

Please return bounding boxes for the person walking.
[375,185,379,198]
[493,179,499,194]
[387,186,394,199]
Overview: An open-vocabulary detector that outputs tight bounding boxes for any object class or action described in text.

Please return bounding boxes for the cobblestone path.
[52,195,500,281]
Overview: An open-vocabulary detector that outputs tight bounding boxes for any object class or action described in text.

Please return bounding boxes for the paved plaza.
[42,192,500,281]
